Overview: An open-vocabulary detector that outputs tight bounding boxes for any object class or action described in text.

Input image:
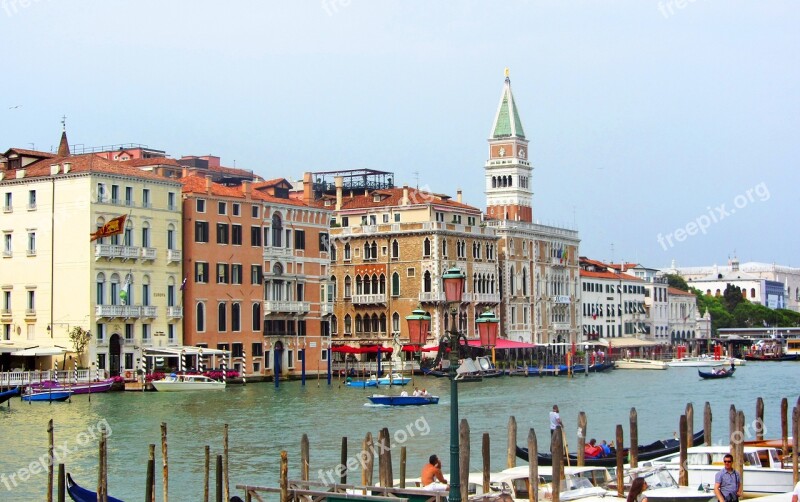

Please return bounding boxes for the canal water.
[1,362,797,501]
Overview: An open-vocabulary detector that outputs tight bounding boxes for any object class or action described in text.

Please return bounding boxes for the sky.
[1,1,798,269]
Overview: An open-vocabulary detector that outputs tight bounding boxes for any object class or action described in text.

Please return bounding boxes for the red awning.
[466,338,536,349]
[331,345,394,354]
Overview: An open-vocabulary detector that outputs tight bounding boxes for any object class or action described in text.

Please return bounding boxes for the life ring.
[124,370,133,380]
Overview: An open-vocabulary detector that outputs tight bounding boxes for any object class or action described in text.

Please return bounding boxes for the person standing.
[713,454,742,502]
[791,480,800,502]
[549,405,563,432]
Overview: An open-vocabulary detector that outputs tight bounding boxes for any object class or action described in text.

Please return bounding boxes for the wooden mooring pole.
[483,432,491,496]
[630,408,639,468]
[460,419,470,502]
[527,429,538,502]
[48,418,54,502]
[301,433,309,482]
[203,445,210,502]
[508,415,517,468]
[340,436,348,484]
[57,463,65,502]
[215,454,223,502]
[679,414,688,487]
[704,402,712,446]
[399,446,406,489]
[161,422,168,502]
[577,412,586,467]
[615,424,624,498]
[145,444,155,502]
[280,450,288,502]
[552,425,563,502]
[755,397,765,441]
[223,424,230,502]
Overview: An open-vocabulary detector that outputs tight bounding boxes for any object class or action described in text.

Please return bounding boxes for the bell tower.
[485,69,532,222]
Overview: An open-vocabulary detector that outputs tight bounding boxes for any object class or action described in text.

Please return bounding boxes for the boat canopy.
[596,337,660,348]
[11,345,69,356]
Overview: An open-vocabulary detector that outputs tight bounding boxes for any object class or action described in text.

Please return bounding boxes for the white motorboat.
[615,358,668,370]
[698,354,746,366]
[641,445,793,495]
[151,373,226,391]
[368,373,411,386]
[613,466,716,502]
[466,465,623,501]
[666,357,725,368]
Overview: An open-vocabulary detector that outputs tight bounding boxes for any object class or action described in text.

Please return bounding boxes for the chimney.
[456,189,462,204]
[0,158,7,171]
[242,180,251,199]
[63,162,71,173]
[16,169,26,179]
[302,172,313,204]
[205,175,213,194]
[182,167,189,178]
[402,185,409,205]
[50,164,60,176]
[334,176,343,211]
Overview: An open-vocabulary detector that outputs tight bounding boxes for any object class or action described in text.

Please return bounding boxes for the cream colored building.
[0,140,183,374]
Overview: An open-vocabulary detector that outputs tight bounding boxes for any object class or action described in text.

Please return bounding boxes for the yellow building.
[306,170,499,354]
[0,134,183,374]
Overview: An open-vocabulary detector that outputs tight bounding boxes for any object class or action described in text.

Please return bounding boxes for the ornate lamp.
[442,266,465,303]
[405,306,431,348]
[476,309,500,348]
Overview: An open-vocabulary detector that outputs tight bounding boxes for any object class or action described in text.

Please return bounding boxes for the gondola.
[698,366,735,379]
[515,429,706,466]
[66,473,124,502]
[0,386,20,404]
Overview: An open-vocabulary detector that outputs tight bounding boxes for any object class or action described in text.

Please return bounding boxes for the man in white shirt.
[791,480,800,502]
[550,405,562,431]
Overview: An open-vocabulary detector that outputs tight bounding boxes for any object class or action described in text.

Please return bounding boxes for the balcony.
[263,247,293,260]
[95,244,141,261]
[351,293,387,305]
[419,292,445,303]
[141,247,157,261]
[473,293,500,304]
[167,306,183,318]
[320,303,334,316]
[263,300,310,315]
[141,306,158,318]
[553,295,571,305]
[552,257,566,267]
[95,305,143,318]
[167,249,182,263]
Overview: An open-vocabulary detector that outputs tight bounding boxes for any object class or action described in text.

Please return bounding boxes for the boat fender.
[124,370,132,380]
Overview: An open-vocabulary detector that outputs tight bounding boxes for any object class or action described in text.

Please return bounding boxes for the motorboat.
[0,386,20,404]
[667,357,725,368]
[368,373,411,386]
[28,379,115,394]
[641,445,793,494]
[614,358,668,370]
[367,394,439,406]
[150,373,225,391]
[466,465,623,501]
[698,365,735,379]
[698,354,746,366]
[611,466,716,502]
[517,430,706,467]
[22,389,73,402]
[66,473,124,502]
[345,379,378,388]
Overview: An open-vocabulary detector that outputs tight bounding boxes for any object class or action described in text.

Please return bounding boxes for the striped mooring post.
[73,360,78,385]
[221,356,227,385]
[241,347,247,385]
[95,356,100,381]
[198,348,205,373]
[180,350,186,373]
[54,361,59,385]
[140,356,146,382]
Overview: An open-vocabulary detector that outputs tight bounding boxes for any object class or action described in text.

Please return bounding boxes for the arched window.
[750,288,756,298]
[423,271,432,293]
[330,275,337,300]
[423,238,431,257]
[344,314,352,334]
[363,242,371,260]
[167,277,175,307]
[271,213,283,247]
[141,275,151,306]
[218,303,227,332]
[391,240,399,259]
[123,219,134,246]
[510,266,516,295]
[96,273,106,305]
[371,274,379,295]
[522,267,528,296]
[442,239,447,257]
[356,275,363,295]
[141,221,151,248]
[252,303,261,331]
[379,274,385,294]
[344,276,352,298]
[356,314,363,333]
[344,243,351,260]
[392,312,400,333]
[197,302,206,332]
[330,243,337,261]
[391,272,400,296]
[167,223,176,250]
[330,315,338,335]
[371,241,377,259]
[110,273,120,305]
[372,313,380,333]
[231,303,241,332]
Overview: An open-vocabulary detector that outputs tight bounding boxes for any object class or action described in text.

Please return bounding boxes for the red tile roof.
[9,153,177,182]
[335,187,480,212]
[180,174,314,207]
[668,287,695,297]
[580,270,640,281]
[4,148,56,158]
[121,157,182,168]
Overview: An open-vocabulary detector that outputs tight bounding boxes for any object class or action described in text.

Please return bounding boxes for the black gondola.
[515,429,706,467]
[698,365,735,379]
[0,386,19,404]
[66,473,124,502]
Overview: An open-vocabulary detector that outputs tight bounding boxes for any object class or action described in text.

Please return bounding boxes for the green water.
[1,362,798,501]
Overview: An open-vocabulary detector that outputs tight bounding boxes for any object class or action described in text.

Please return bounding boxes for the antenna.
[28,143,35,151]
[61,115,67,131]
[413,171,420,189]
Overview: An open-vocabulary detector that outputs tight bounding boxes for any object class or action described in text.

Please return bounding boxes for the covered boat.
[66,473,124,502]
[516,430,706,466]
[29,379,114,395]
[151,373,225,391]
[0,386,20,404]
[369,373,411,386]
[345,379,378,388]
[22,389,73,402]
[367,394,439,406]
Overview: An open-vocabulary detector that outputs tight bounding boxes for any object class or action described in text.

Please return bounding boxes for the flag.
[180,277,187,291]
[120,275,131,305]
[91,214,127,241]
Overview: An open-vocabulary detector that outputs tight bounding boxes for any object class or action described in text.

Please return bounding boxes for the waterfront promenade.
[1,362,797,501]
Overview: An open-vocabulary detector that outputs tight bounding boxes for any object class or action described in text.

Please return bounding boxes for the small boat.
[22,389,73,402]
[698,365,735,379]
[29,379,114,395]
[151,373,225,391]
[369,373,411,386]
[0,386,20,404]
[466,464,622,501]
[614,466,716,502]
[516,430,706,466]
[744,352,798,361]
[66,473,124,502]
[367,394,439,406]
[667,357,725,368]
[614,358,668,370]
[345,379,378,388]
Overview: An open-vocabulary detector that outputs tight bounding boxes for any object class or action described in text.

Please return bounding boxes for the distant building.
[578,258,647,341]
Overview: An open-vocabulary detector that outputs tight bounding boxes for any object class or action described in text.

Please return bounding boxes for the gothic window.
[423,238,431,257]
[391,272,400,296]
[423,271,432,293]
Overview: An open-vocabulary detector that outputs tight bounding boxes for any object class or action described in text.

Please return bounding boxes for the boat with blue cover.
[0,386,20,404]
[22,389,73,402]
[345,379,377,388]
[67,473,124,502]
[367,394,439,406]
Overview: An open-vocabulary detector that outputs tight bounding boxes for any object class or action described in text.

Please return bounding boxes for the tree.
[69,327,92,367]
[722,284,745,313]
[663,273,689,292]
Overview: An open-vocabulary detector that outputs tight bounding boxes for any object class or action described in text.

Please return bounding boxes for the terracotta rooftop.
[668,287,696,297]
[121,157,182,168]
[3,148,56,158]
[580,270,641,281]
[180,175,312,207]
[6,153,178,182]
[336,187,480,212]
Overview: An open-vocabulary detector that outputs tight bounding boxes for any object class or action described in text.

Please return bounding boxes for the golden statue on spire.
[504,67,510,78]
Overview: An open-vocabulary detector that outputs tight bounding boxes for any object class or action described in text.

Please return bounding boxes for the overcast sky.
[2,1,797,269]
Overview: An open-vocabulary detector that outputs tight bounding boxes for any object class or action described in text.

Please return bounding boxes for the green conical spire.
[491,69,525,139]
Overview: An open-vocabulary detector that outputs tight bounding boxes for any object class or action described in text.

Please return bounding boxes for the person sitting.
[421,388,430,396]
[584,438,603,458]
[400,390,408,397]
[421,454,448,489]
[412,387,420,396]
[600,440,613,457]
